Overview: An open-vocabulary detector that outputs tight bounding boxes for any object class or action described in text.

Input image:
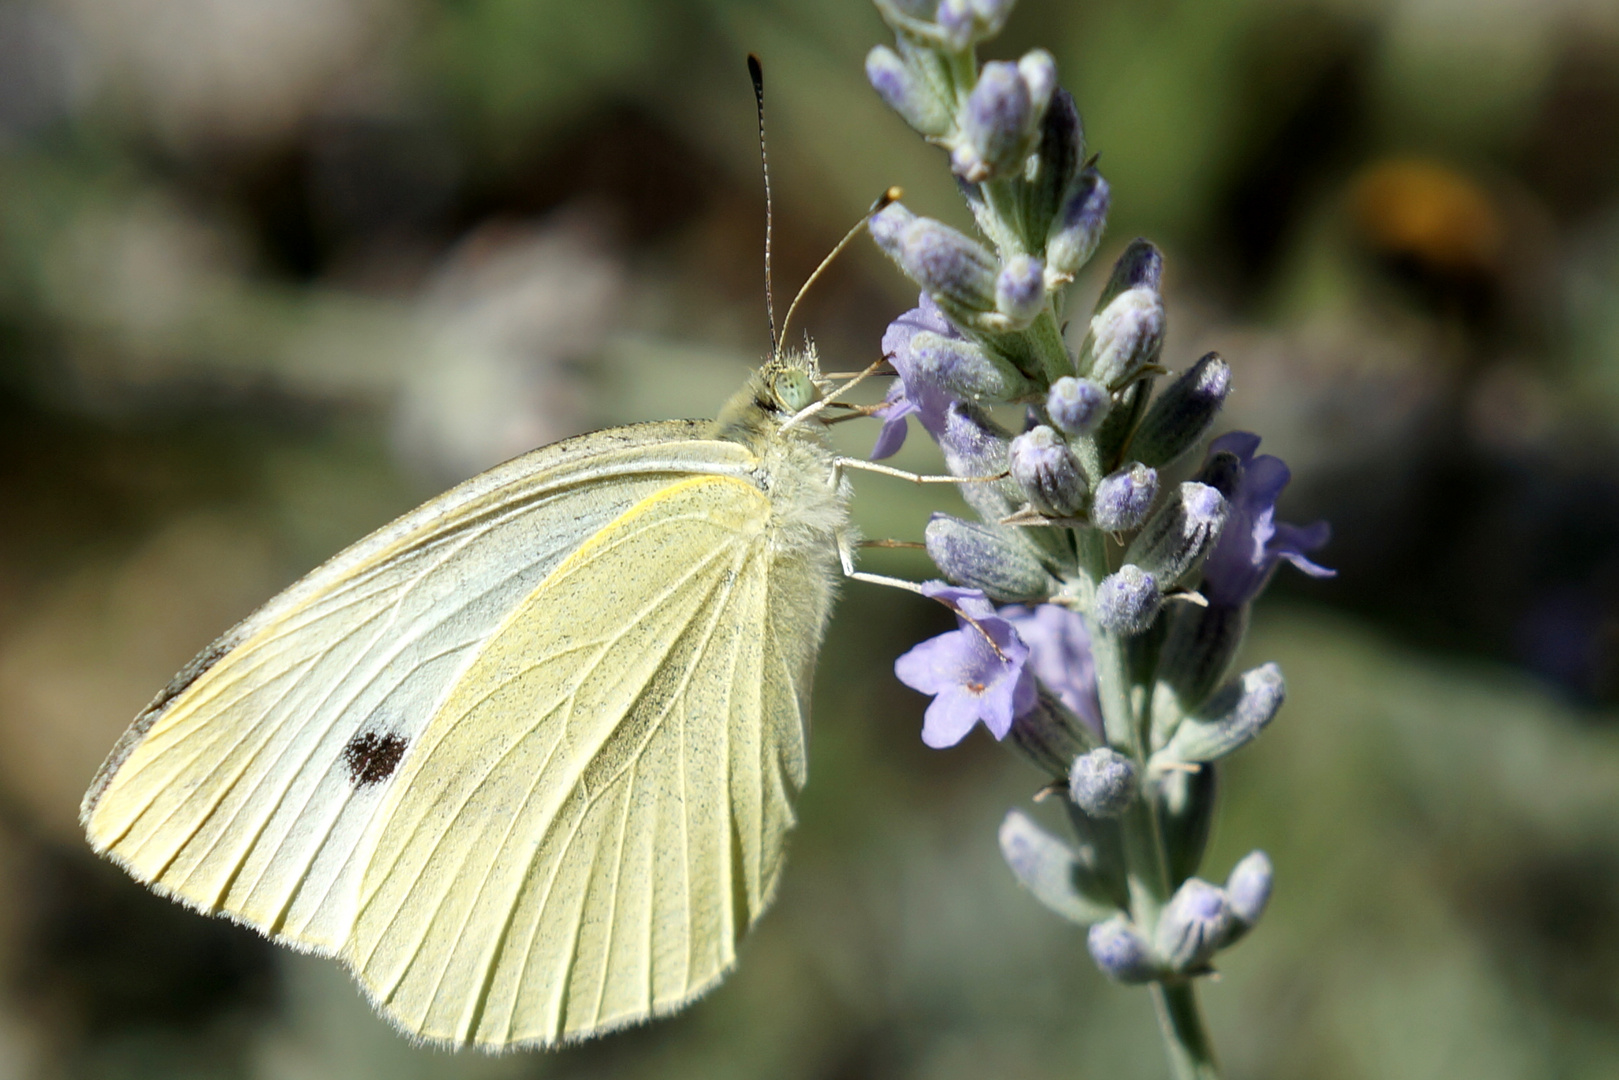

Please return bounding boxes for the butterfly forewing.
[346,475,816,1048]
[81,423,760,951]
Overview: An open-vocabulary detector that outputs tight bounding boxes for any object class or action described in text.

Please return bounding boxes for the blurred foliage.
[2,0,1619,1076]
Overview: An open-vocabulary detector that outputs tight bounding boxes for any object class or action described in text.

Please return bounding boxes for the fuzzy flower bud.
[1084,285,1165,390]
[870,203,998,315]
[1068,747,1139,818]
[1009,425,1086,517]
[954,60,1033,182]
[1091,463,1158,533]
[865,45,951,137]
[1087,917,1157,984]
[922,0,1016,50]
[925,513,1056,603]
[1155,878,1234,972]
[1094,238,1163,311]
[939,403,1022,525]
[995,254,1046,328]
[1045,168,1109,285]
[909,331,1035,402]
[1155,602,1249,715]
[1024,90,1083,240]
[1226,850,1274,927]
[1153,663,1285,766]
[1124,482,1228,587]
[1017,49,1057,116]
[1130,353,1232,468]
[1093,564,1161,636]
[1046,376,1110,436]
[998,808,1119,925]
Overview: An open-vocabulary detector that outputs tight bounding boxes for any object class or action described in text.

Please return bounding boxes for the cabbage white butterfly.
[81,344,858,1049]
[80,60,915,1049]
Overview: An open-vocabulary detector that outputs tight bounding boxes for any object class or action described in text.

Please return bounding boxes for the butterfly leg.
[837,530,925,593]
[832,457,1009,484]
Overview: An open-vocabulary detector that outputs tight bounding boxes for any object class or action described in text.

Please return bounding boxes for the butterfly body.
[82,351,849,1048]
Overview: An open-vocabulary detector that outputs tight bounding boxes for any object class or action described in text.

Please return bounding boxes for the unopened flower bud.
[1047,376,1110,436]
[1226,850,1273,926]
[925,513,1056,603]
[1093,564,1161,636]
[870,204,998,315]
[1069,747,1138,817]
[910,331,1035,402]
[1088,916,1157,983]
[1153,663,1285,766]
[939,403,1025,526]
[1084,286,1165,390]
[1046,168,1108,284]
[1091,463,1158,532]
[1155,878,1234,972]
[1024,90,1083,241]
[1156,601,1249,715]
[999,808,1118,925]
[922,0,1015,50]
[935,0,977,49]
[995,254,1046,327]
[1094,238,1162,311]
[1010,425,1086,517]
[1017,49,1057,116]
[1124,482,1228,587]
[1007,688,1095,776]
[1129,353,1232,468]
[955,61,1033,182]
[865,45,951,137]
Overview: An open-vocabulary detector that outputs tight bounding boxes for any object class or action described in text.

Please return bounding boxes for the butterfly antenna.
[748,54,779,357]
[778,186,902,349]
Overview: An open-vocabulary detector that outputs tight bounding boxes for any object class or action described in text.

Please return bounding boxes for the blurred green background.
[2,0,1619,1076]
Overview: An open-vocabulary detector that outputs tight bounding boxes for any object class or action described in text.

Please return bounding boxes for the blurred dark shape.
[1459,845,1619,1028]
[1516,584,1619,702]
[1219,7,1368,293]
[1351,158,1504,320]
[307,99,464,272]
[1521,44,1619,222]
[482,107,721,244]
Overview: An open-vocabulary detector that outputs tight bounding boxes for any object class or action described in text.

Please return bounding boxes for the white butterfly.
[81,352,866,1049]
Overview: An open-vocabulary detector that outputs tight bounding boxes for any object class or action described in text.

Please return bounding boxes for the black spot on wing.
[342,732,409,787]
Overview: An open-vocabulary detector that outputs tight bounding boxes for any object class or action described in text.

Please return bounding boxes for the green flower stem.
[1073,510,1223,1080]
[1152,983,1222,1080]
[1025,308,1073,385]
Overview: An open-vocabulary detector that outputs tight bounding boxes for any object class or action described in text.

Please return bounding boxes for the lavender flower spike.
[894,582,1038,748]
[1199,432,1335,607]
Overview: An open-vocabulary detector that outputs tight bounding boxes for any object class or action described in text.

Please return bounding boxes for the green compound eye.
[772,370,818,413]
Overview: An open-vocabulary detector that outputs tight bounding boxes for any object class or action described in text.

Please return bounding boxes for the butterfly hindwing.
[346,474,816,1047]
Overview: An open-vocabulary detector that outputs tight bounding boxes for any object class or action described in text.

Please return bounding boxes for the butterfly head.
[711,343,828,446]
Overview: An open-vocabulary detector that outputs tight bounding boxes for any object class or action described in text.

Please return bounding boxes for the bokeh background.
[2,0,1618,1076]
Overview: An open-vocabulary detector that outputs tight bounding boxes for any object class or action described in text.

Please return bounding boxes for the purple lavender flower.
[1001,602,1103,734]
[872,294,963,458]
[894,582,1037,748]
[1199,432,1335,607]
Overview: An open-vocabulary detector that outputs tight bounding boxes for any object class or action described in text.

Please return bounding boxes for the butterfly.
[80,344,862,1049]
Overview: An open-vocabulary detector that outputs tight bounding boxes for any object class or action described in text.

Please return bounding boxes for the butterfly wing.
[344,473,826,1048]
[81,421,761,952]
